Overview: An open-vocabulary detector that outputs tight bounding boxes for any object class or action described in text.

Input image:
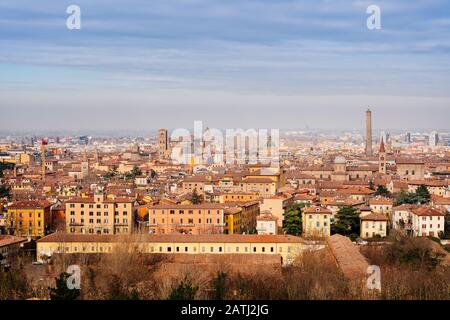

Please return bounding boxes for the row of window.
[15,212,42,218]
[420,216,442,221]
[54,245,292,254]
[364,222,384,230]
[150,218,221,224]
[69,211,128,216]
[69,218,128,224]
[68,227,128,234]
[421,224,441,229]
[69,203,128,209]
[153,209,222,215]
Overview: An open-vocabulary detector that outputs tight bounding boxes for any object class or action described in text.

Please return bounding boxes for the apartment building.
[65,193,135,235]
[410,207,445,238]
[260,194,294,228]
[7,200,52,238]
[392,205,445,238]
[302,206,331,238]
[360,213,388,239]
[148,204,225,235]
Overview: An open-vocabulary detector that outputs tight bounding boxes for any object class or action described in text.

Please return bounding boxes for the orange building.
[148,204,225,235]
[7,200,52,238]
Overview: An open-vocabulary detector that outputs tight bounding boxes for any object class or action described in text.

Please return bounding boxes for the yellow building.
[7,200,52,238]
[360,213,388,239]
[224,207,242,234]
[302,206,331,238]
[36,233,305,265]
[218,192,259,203]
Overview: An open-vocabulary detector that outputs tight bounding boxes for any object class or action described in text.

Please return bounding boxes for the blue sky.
[0,0,449,131]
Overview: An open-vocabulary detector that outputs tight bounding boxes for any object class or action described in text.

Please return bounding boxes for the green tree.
[395,190,417,205]
[131,165,142,177]
[191,188,201,204]
[332,206,360,240]
[49,272,80,300]
[415,184,430,204]
[104,166,118,179]
[210,271,227,300]
[395,185,430,205]
[0,162,14,178]
[0,184,11,199]
[168,277,198,300]
[282,203,304,236]
[374,185,391,197]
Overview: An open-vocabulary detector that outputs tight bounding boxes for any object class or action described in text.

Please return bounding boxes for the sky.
[0,0,450,132]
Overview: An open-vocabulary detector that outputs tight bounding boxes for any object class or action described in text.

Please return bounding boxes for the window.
[253,247,256,252]
[170,210,175,214]
[271,247,274,252]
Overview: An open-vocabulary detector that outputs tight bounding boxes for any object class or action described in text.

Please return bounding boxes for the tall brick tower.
[365,108,373,156]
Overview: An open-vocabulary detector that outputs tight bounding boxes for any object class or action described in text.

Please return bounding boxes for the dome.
[334,155,346,164]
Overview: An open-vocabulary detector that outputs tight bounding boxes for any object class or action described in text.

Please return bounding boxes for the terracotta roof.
[0,235,28,247]
[360,213,388,221]
[151,203,226,210]
[37,232,304,244]
[326,234,369,280]
[303,206,331,214]
[65,197,134,204]
[369,197,394,205]
[411,207,445,217]
[396,158,425,165]
[8,200,52,210]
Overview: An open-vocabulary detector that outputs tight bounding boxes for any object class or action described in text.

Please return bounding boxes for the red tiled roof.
[37,232,304,244]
